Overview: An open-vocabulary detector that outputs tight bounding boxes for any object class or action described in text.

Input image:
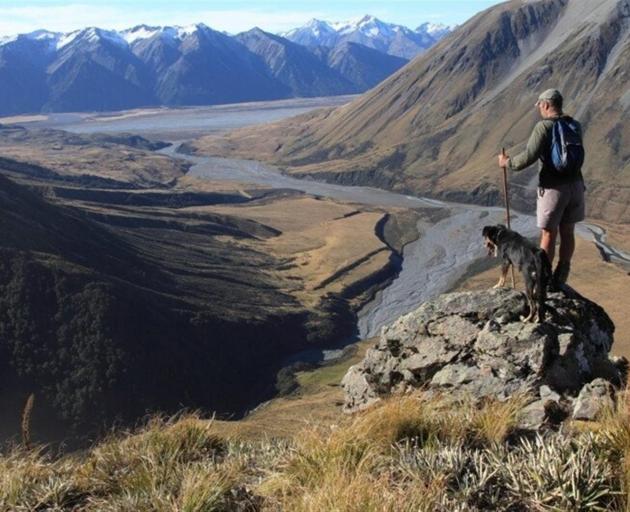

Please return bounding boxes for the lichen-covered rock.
[343,287,622,429]
[572,378,616,421]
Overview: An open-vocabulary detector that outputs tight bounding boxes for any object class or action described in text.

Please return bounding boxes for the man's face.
[536,100,552,117]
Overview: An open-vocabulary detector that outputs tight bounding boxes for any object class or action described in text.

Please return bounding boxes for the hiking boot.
[552,261,571,290]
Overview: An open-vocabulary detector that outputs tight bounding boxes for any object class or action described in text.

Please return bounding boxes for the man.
[498,88,585,288]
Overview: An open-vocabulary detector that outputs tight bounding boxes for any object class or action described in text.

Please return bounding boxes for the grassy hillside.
[3,346,630,511]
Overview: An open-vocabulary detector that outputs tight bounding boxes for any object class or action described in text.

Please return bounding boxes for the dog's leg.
[523,253,547,324]
[536,254,549,323]
[493,261,509,288]
[521,288,535,322]
[534,281,544,323]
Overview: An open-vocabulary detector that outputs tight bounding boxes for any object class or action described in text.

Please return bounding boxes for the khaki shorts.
[536,180,585,229]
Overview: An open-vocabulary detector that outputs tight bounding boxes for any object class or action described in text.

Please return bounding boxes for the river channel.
[29,98,630,344]
[160,144,542,339]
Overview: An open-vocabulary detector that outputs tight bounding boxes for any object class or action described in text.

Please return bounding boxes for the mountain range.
[194,0,630,225]
[281,15,451,59]
[0,16,450,115]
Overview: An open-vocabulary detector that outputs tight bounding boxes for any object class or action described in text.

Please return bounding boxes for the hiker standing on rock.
[498,88,585,288]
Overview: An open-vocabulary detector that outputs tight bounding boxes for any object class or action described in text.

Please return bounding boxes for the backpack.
[549,118,584,175]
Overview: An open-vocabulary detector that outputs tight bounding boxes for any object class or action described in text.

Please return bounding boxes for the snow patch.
[0,35,17,45]
[121,25,162,44]
[176,24,204,39]
[57,27,128,50]
[57,30,81,49]
[0,29,61,48]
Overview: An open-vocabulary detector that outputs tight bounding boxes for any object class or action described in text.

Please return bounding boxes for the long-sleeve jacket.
[508,115,583,188]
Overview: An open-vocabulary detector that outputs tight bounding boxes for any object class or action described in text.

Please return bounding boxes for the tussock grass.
[573,390,630,511]
[1,394,629,511]
[257,394,529,511]
[0,413,251,512]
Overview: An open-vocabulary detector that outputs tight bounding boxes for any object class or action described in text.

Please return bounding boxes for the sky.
[0,0,502,37]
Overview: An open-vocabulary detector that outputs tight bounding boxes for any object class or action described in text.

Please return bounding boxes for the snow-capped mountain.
[56,27,129,50]
[0,18,433,115]
[282,15,452,59]
[416,22,452,40]
[282,19,339,47]
[120,23,209,45]
[0,29,61,50]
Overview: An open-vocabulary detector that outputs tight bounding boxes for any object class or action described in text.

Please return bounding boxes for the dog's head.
[482,224,507,257]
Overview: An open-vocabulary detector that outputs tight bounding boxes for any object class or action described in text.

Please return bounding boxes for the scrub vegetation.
[3,389,630,511]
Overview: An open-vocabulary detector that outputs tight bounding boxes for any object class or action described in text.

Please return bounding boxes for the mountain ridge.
[281,15,452,59]
[0,15,447,115]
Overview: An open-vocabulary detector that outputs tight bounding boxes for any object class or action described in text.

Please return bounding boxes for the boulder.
[342,287,623,428]
[572,378,616,421]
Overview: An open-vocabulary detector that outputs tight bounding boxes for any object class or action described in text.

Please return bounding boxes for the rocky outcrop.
[342,288,625,429]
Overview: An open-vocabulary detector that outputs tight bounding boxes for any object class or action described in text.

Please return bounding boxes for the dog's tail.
[535,249,552,320]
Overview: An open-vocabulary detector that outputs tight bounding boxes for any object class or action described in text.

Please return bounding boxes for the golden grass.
[574,390,630,510]
[2,392,630,511]
[21,394,34,450]
[258,395,456,512]
[469,394,529,446]
[199,196,396,308]
[0,414,241,512]
[256,392,625,511]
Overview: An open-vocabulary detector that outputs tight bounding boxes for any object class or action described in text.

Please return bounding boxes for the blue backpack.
[550,118,584,175]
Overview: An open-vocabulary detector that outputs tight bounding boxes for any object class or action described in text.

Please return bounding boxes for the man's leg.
[553,222,575,286]
[540,228,558,265]
[558,223,575,263]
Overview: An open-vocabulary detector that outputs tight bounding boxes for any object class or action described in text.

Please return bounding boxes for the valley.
[0,98,426,443]
[2,1,630,509]
[1,89,627,447]
[0,82,630,446]
[0,0,628,450]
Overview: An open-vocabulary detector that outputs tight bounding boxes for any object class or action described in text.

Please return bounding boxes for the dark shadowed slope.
[320,42,408,91]
[236,28,357,97]
[0,171,323,441]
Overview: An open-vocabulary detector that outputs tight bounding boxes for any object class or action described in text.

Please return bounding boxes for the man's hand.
[498,153,510,168]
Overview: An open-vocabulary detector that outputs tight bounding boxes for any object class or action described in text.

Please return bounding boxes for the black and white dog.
[482,225,552,323]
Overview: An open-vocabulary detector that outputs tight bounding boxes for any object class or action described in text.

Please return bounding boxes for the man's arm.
[507,121,550,171]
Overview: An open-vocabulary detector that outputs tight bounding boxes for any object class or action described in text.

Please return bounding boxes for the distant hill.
[235,28,358,97]
[201,0,629,224]
[0,16,446,115]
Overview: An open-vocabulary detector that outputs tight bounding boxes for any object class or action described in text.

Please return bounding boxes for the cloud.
[0,4,124,34]
[0,3,330,36]
[0,1,486,37]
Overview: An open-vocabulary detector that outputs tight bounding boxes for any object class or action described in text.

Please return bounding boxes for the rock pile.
[342,288,626,429]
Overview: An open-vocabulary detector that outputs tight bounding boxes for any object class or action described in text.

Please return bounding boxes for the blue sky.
[0,0,502,36]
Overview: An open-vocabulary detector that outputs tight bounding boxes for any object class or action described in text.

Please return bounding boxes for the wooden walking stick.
[501,148,516,287]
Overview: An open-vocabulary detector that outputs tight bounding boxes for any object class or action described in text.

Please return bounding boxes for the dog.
[482,224,552,322]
